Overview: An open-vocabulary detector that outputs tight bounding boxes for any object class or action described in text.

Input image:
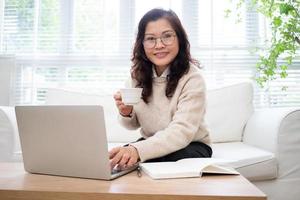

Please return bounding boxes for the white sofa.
[0,82,299,200]
[0,106,20,162]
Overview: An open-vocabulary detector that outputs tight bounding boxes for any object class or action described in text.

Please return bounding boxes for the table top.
[0,162,266,200]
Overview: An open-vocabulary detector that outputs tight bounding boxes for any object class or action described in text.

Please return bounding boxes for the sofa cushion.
[206,82,254,143]
[212,142,276,180]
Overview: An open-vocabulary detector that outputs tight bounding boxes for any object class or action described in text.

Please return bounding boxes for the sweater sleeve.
[131,72,207,162]
[118,109,141,130]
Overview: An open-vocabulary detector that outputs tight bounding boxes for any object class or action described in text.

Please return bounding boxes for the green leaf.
[280,71,288,78]
[285,56,293,65]
[224,9,232,18]
[282,86,288,91]
[273,17,282,27]
[280,65,288,71]
[279,3,293,15]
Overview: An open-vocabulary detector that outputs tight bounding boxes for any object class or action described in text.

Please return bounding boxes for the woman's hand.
[109,146,140,170]
[113,91,133,117]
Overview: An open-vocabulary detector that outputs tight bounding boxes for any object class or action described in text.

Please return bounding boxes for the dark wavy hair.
[131,8,199,103]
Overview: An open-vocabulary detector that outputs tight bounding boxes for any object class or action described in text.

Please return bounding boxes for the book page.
[202,165,239,175]
[140,158,239,179]
[177,158,239,175]
[140,162,201,179]
[176,158,221,168]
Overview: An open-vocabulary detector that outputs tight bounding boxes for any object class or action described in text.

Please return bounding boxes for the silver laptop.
[15,105,137,180]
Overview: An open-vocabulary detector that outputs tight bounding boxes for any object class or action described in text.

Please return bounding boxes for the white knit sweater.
[119,64,210,162]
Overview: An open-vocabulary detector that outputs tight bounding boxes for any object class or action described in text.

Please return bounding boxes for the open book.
[139,158,239,179]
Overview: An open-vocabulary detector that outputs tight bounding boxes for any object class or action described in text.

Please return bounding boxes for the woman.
[110,8,212,170]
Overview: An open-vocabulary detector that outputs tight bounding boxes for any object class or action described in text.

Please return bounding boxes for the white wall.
[0,56,15,106]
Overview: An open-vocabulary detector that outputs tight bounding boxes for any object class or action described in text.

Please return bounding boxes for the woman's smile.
[154,52,169,59]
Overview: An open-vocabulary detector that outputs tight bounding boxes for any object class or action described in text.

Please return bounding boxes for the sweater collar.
[152,66,170,78]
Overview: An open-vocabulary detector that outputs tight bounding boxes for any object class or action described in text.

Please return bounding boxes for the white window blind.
[0,0,299,107]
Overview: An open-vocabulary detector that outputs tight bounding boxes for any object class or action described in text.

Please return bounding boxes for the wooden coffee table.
[0,162,266,200]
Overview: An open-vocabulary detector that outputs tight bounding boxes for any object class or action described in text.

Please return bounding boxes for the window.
[1,0,299,107]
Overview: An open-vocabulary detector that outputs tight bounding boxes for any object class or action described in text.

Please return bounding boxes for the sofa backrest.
[46,82,254,143]
[205,82,254,143]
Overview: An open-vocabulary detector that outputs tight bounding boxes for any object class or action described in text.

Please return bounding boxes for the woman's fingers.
[113,92,122,104]
[109,147,139,170]
[109,147,123,169]
[109,147,120,159]
[114,91,131,114]
[116,102,131,115]
[116,101,124,108]
[127,156,137,168]
[118,153,130,168]
[110,151,123,170]
[114,92,126,113]
[113,91,122,101]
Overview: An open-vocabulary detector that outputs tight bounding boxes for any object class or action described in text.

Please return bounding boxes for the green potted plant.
[226,0,300,87]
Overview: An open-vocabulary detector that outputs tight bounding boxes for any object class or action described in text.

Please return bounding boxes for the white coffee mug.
[120,88,143,105]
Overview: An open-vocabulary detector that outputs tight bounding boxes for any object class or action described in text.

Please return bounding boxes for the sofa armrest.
[243,107,300,153]
[243,107,300,183]
[0,106,20,161]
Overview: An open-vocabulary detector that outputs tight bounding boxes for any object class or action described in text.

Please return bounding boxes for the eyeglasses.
[143,31,176,49]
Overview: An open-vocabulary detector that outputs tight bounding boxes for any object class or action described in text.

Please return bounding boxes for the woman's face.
[143,18,179,72]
